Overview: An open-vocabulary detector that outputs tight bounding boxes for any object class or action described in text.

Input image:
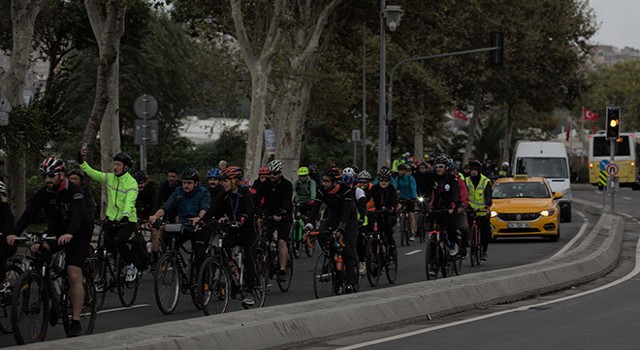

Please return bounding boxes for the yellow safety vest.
[465,175,490,216]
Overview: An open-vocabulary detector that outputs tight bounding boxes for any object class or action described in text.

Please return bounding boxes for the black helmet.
[468,159,483,170]
[39,157,65,176]
[434,155,449,166]
[181,168,199,182]
[323,167,341,181]
[113,152,133,168]
[68,169,86,179]
[134,170,148,183]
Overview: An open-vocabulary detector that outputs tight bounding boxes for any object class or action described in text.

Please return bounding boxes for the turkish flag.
[583,107,600,121]
[453,109,468,121]
[565,121,572,142]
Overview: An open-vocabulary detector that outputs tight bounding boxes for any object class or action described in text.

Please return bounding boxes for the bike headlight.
[540,209,555,217]
[490,211,498,218]
[417,196,424,202]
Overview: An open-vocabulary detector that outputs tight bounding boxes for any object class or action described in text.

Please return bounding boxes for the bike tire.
[90,253,108,311]
[0,263,23,334]
[277,242,294,292]
[62,269,97,336]
[254,270,268,308]
[424,237,438,280]
[313,252,334,299]
[470,225,480,267]
[291,222,303,259]
[154,253,181,315]
[116,254,139,307]
[11,270,48,345]
[365,238,382,287]
[188,257,203,310]
[385,244,398,284]
[198,257,229,315]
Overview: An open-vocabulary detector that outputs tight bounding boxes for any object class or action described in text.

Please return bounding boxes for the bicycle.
[0,254,27,334]
[153,221,203,314]
[136,219,165,274]
[10,233,96,344]
[415,196,429,243]
[424,210,462,280]
[365,211,398,287]
[198,221,267,315]
[256,217,294,293]
[397,199,412,247]
[290,202,308,259]
[467,208,487,267]
[312,230,359,298]
[303,226,318,257]
[88,220,143,310]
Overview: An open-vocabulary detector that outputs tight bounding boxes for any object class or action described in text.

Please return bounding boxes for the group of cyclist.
[0,147,500,339]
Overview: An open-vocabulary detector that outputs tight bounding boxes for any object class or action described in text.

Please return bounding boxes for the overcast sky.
[589,0,640,49]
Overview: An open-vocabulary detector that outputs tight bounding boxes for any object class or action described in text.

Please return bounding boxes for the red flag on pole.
[452,109,468,121]
[583,107,599,121]
[565,120,572,142]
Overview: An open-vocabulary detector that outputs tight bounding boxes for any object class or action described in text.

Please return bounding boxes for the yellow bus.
[588,132,640,189]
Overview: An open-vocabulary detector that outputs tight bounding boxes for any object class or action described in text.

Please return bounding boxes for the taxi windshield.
[493,182,550,199]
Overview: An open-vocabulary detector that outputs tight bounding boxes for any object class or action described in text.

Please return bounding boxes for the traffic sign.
[599,159,610,171]
[605,163,619,176]
[134,94,158,120]
[134,119,159,145]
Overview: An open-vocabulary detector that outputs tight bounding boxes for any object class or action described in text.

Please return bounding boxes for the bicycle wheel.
[424,237,439,280]
[89,253,108,310]
[385,243,398,284]
[253,270,268,308]
[198,257,229,315]
[0,263,23,334]
[291,222,303,259]
[11,271,49,345]
[154,253,181,315]
[188,258,203,310]
[470,225,480,267]
[116,254,139,307]
[277,243,294,292]
[365,238,382,287]
[313,252,334,299]
[62,270,97,336]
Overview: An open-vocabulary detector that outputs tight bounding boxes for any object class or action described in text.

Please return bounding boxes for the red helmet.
[221,166,244,180]
[259,166,269,175]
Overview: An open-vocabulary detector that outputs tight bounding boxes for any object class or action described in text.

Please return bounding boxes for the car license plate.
[508,222,530,228]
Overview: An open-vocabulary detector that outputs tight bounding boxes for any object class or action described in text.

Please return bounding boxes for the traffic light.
[387,119,397,145]
[606,106,620,140]
[490,32,504,66]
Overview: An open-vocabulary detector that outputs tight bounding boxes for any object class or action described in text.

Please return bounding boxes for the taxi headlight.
[490,211,498,218]
[540,209,555,217]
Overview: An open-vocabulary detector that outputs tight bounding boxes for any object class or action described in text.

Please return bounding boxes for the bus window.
[593,136,631,157]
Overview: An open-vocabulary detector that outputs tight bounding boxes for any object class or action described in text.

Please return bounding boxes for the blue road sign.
[599,159,610,171]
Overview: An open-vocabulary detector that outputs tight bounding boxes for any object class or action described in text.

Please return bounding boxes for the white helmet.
[267,160,283,173]
[501,161,509,168]
[0,181,6,194]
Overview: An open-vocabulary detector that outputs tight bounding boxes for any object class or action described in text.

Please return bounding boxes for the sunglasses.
[379,178,390,183]
[270,171,281,176]
[435,165,446,169]
[44,173,57,179]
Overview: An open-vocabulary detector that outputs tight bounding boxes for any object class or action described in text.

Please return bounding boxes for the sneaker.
[480,251,488,261]
[409,235,416,242]
[241,294,255,307]
[67,319,82,337]
[94,279,104,293]
[358,262,366,276]
[335,285,344,295]
[344,284,355,294]
[125,264,138,283]
[278,269,288,283]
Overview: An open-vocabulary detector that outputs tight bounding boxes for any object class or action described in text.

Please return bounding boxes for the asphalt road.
[0,184,596,347]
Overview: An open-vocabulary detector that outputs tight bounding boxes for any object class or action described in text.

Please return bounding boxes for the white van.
[512,141,572,222]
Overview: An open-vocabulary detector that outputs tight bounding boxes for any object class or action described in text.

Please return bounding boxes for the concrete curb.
[19,213,624,350]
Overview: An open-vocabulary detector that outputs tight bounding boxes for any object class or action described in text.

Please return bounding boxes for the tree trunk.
[413,94,425,161]
[244,70,270,179]
[0,0,45,215]
[463,92,483,165]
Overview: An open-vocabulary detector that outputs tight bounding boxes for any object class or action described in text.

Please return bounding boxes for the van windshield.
[515,157,568,178]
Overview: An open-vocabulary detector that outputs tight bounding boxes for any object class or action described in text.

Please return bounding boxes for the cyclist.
[292,166,316,217]
[80,150,142,282]
[255,160,293,283]
[414,161,434,202]
[159,168,179,222]
[0,181,15,289]
[465,160,493,261]
[206,168,225,206]
[148,168,211,278]
[356,170,374,275]
[429,156,462,255]
[197,166,257,306]
[369,168,398,248]
[134,170,160,265]
[393,164,418,241]
[449,161,470,257]
[6,157,92,337]
[252,167,269,192]
[68,169,96,228]
[305,167,359,294]
[498,162,510,178]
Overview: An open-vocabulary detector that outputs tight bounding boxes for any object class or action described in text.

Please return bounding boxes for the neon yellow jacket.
[80,161,138,222]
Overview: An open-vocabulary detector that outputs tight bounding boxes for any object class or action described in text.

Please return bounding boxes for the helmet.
[448,160,458,170]
[207,168,222,179]
[181,168,199,182]
[221,166,244,180]
[39,157,65,176]
[341,167,356,184]
[259,166,269,176]
[308,164,318,175]
[323,167,341,181]
[358,170,372,181]
[133,170,148,183]
[68,169,86,179]
[403,152,410,157]
[0,181,6,194]
[377,167,392,180]
[113,152,133,168]
[298,166,309,176]
[267,160,283,173]
[468,159,483,170]
[501,161,509,169]
[434,155,449,166]
[397,164,407,171]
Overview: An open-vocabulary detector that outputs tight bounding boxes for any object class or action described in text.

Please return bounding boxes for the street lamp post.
[377,1,404,170]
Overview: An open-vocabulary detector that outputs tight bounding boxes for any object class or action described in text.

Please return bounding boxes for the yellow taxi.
[490,175,563,241]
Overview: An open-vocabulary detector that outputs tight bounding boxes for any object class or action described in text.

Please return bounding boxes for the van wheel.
[561,206,571,223]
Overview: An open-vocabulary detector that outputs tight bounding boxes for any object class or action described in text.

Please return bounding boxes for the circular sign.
[599,159,610,171]
[134,94,158,120]
[605,163,619,176]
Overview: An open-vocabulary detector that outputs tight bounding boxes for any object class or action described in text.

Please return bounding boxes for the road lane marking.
[337,224,640,350]
[623,196,632,200]
[405,250,422,256]
[97,304,149,315]
[548,216,589,259]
